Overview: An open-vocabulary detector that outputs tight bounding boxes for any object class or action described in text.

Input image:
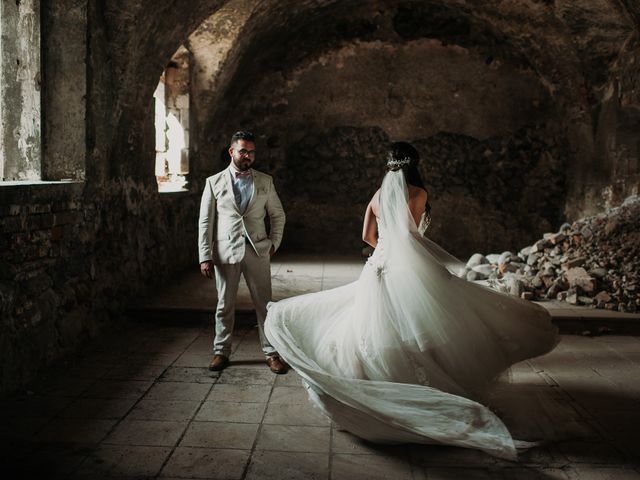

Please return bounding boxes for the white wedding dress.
[264,170,559,460]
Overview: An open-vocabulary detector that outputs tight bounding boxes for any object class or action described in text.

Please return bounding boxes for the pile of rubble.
[463,196,640,312]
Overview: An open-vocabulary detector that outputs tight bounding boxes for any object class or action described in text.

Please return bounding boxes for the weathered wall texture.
[195,6,567,256]
[0,0,41,181]
[0,182,199,392]
[42,0,87,181]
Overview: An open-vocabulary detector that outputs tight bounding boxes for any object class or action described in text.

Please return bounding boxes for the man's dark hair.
[230,131,255,146]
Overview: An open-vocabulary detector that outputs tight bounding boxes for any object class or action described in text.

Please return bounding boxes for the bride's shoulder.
[408,185,428,200]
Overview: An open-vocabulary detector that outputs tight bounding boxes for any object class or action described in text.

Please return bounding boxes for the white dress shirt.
[228,163,254,214]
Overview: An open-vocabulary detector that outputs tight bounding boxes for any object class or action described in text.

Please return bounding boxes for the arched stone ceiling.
[95,0,636,183]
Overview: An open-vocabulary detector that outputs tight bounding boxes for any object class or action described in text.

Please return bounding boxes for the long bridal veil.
[265,170,559,460]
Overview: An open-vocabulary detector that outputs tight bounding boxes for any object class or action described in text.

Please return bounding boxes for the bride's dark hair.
[387,141,431,216]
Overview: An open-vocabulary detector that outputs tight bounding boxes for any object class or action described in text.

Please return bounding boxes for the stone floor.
[3,255,640,479]
[134,254,640,332]
[2,321,640,479]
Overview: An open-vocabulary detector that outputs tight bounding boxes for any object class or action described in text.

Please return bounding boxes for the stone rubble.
[463,196,640,312]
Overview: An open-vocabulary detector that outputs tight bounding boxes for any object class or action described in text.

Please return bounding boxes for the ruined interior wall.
[0,181,199,393]
[575,33,640,216]
[203,39,565,257]
[42,0,86,181]
[0,0,41,181]
[0,1,206,394]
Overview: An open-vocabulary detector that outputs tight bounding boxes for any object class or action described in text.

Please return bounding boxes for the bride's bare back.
[362,185,427,248]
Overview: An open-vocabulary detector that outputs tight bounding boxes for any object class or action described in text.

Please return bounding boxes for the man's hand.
[269,245,275,256]
[200,260,214,279]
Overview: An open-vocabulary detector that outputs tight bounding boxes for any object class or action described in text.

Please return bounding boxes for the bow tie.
[235,170,251,178]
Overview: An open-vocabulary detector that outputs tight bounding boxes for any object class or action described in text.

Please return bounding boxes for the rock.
[578,296,594,305]
[486,254,500,264]
[530,239,549,253]
[541,264,556,277]
[499,263,520,274]
[565,266,587,284]
[562,257,586,269]
[581,226,593,238]
[595,291,612,303]
[466,270,484,281]
[532,274,543,289]
[519,246,532,258]
[605,218,619,235]
[466,253,488,268]
[589,267,607,278]
[546,278,564,299]
[527,252,541,266]
[521,291,533,300]
[498,251,513,267]
[507,276,524,297]
[557,291,568,301]
[471,264,494,276]
[548,233,566,245]
[558,222,571,233]
[565,267,597,292]
[566,293,579,305]
[541,275,555,289]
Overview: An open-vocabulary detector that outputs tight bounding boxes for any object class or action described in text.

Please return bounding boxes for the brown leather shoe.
[266,355,288,374]
[208,354,229,371]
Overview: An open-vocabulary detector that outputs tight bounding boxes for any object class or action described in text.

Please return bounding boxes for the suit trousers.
[213,245,276,358]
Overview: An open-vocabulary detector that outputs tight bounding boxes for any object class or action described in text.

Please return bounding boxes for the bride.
[264,142,559,460]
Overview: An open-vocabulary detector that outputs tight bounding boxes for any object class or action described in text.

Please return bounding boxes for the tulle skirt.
[265,172,559,460]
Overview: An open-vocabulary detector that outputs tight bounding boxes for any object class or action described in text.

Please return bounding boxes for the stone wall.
[200,37,564,257]
[0,183,199,393]
[0,0,41,181]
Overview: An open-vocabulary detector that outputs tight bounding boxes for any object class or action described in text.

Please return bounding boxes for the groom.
[198,131,287,374]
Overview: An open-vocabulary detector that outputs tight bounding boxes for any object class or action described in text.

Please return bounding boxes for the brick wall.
[0,181,199,394]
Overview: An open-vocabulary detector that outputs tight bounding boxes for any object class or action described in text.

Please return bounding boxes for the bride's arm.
[362,193,379,248]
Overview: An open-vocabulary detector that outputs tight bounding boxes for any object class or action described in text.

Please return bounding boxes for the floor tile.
[207,383,272,403]
[217,366,276,385]
[180,421,259,449]
[332,453,413,480]
[270,386,309,404]
[144,381,211,402]
[246,450,328,480]
[160,447,250,479]
[127,399,201,421]
[104,363,167,381]
[38,418,116,443]
[255,425,330,453]
[77,444,172,477]
[83,379,153,400]
[195,401,266,423]
[58,397,138,419]
[104,419,187,446]
[159,366,219,383]
[263,402,330,426]
[333,430,406,456]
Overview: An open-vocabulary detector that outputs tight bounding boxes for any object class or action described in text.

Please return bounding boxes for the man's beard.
[234,158,252,171]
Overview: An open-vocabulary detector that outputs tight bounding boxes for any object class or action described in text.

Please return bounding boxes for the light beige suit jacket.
[198,168,285,265]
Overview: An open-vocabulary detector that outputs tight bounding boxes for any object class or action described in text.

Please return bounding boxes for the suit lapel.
[224,168,241,214]
[244,169,258,213]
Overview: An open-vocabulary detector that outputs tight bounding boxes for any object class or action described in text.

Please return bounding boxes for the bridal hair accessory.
[386,156,412,168]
